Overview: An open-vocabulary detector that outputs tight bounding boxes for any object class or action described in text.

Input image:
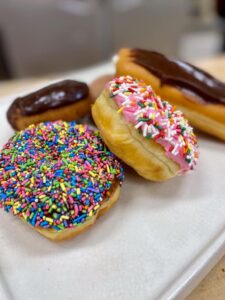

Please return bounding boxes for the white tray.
[0,64,225,300]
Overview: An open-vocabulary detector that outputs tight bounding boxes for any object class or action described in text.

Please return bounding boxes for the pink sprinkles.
[0,121,124,231]
[107,76,199,172]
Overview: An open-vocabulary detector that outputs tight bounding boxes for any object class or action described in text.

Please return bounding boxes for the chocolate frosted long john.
[8,80,89,116]
[131,49,225,105]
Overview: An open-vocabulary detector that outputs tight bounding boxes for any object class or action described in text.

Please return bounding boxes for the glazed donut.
[7,80,92,131]
[92,76,198,181]
[0,121,124,241]
[90,74,114,102]
[115,48,225,141]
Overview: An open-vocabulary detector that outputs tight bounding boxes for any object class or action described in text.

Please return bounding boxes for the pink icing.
[106,76,198,173]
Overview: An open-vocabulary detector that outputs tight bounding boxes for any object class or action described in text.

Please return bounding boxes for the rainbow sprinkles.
[0,121,124,231]
[107,75,199,172]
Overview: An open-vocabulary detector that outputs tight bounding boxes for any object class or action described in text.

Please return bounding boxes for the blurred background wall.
[0,0,223,79]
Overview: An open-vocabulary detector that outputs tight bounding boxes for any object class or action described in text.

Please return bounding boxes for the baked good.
[90,74,114,102]
[115,48,225,141]
[7,80,91,131]
[0,121,124,241]
[92,76,198,181]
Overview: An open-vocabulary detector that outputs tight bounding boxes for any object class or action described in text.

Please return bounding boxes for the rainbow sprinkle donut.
[0,121,124,240]
[92,76,199,181]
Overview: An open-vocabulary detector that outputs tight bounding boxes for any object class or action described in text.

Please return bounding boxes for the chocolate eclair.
[116,48,225,141]
[7,80,91,130]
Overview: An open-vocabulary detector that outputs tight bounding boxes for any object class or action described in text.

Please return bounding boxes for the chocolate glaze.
[8,80,89,117]
[131,49,225,105]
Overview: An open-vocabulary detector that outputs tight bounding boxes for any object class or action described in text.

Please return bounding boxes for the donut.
[7,80,92,131]
[115,48,225,141]
[90,74,114,102]
[92,76,198,181]
[0,121,124,241]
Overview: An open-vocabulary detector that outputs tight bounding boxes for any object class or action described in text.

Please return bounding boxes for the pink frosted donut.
[92,75,199,181]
